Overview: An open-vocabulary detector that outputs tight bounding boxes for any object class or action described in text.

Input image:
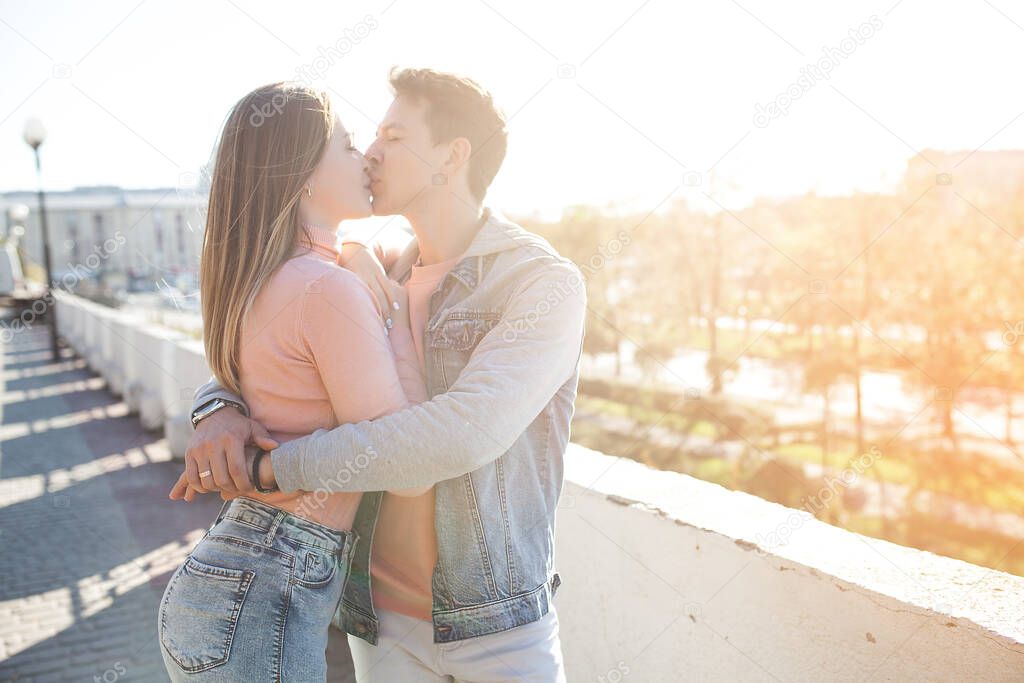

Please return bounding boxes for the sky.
[1,0,1023,220]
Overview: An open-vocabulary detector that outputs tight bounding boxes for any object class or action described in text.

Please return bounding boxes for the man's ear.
[444,137,472,172]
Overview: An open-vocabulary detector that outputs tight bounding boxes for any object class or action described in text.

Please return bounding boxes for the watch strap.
[252,449,278,493]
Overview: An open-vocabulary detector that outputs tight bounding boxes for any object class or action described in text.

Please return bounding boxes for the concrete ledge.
[56,293,210,456]
[56,292,1024,680]
[557,443,1024,681]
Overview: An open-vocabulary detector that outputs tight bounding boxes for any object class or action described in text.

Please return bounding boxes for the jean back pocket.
[159,555,255,673]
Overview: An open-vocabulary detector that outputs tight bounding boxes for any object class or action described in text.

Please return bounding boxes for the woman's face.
[303,117,372,223]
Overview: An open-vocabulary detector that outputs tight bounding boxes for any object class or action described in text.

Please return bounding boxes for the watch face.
[193,400,222,424]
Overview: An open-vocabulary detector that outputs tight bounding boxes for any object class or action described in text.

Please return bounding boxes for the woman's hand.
[338,242,396,324]
[384,279,409,333]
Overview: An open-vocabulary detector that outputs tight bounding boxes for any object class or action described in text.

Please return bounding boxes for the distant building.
[0,186,206,292]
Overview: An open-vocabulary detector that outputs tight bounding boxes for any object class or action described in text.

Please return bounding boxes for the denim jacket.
[191,209,587,643]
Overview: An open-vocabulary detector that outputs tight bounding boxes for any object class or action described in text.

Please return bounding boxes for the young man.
[181,68,585,682]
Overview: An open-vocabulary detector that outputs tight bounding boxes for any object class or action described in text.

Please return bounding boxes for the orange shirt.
[224,226,425,532]
[370,254,461,621]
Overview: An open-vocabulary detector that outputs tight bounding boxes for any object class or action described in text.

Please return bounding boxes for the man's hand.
[168,407,279,501]
[168,445,272,501]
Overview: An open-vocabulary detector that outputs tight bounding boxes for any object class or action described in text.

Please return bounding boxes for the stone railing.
[56,292,1024,681]
[55,292,207,458]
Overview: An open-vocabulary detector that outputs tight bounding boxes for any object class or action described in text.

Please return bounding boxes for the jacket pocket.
[431,311,503,351]
[159,555,255,673]
[431,311,503,388]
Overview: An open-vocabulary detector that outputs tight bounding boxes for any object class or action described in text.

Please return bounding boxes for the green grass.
[774,441,916,484]
[691,458,735,484]
[576,395,719,439]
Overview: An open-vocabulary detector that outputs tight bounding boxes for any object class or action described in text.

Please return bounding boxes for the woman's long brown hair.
[200,82,334,394]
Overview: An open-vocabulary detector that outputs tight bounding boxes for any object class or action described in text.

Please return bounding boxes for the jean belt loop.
[339,529,358,565]
[209,497,232,531]
[263,510,286,546]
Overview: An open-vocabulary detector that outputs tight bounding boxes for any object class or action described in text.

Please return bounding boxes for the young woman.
[157,82,428,681]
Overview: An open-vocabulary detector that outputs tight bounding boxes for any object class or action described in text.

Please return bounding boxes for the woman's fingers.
[339,243,392,322]
[391,280,408,313]
[359,274,385,321]
[375,273,398,331]
[250,422,280,453]
[372,278,393,324]
[381,279,409,329]
[381,275,407,310]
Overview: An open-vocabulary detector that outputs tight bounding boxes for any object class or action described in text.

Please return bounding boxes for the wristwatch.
[191,398,246,428]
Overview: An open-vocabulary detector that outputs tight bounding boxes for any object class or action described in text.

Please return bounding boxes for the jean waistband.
[210,496,356,556]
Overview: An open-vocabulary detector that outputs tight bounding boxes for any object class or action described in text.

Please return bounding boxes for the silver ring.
[199,470,212,478]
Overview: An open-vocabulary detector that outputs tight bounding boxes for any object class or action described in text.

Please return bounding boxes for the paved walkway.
[0,323,355,681]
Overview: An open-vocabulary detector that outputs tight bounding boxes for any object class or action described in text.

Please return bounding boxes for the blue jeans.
[159,496,358,681]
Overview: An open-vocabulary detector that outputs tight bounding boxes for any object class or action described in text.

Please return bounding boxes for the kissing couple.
[159,67,585,682]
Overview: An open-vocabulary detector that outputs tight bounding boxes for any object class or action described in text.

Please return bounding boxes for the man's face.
[364,96,445,217]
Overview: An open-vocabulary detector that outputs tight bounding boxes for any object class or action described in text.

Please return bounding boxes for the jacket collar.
[388,207,534,290]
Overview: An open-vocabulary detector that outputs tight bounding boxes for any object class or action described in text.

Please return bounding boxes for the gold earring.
[306,185,312,198]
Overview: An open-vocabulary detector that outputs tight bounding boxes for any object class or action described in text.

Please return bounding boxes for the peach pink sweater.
[221,226,427,532]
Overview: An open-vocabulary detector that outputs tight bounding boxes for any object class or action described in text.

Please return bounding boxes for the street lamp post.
[22,117,60,361]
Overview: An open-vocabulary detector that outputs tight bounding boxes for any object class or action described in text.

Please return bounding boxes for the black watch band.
[251,449,278,493]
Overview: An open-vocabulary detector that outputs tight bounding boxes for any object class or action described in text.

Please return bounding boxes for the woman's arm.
[297,267,430,496]
[336,239,418,327]
[340,227,412,273]
[265,259,587,493]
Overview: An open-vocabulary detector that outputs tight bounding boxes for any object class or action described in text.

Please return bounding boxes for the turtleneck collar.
[295,223,341,261]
